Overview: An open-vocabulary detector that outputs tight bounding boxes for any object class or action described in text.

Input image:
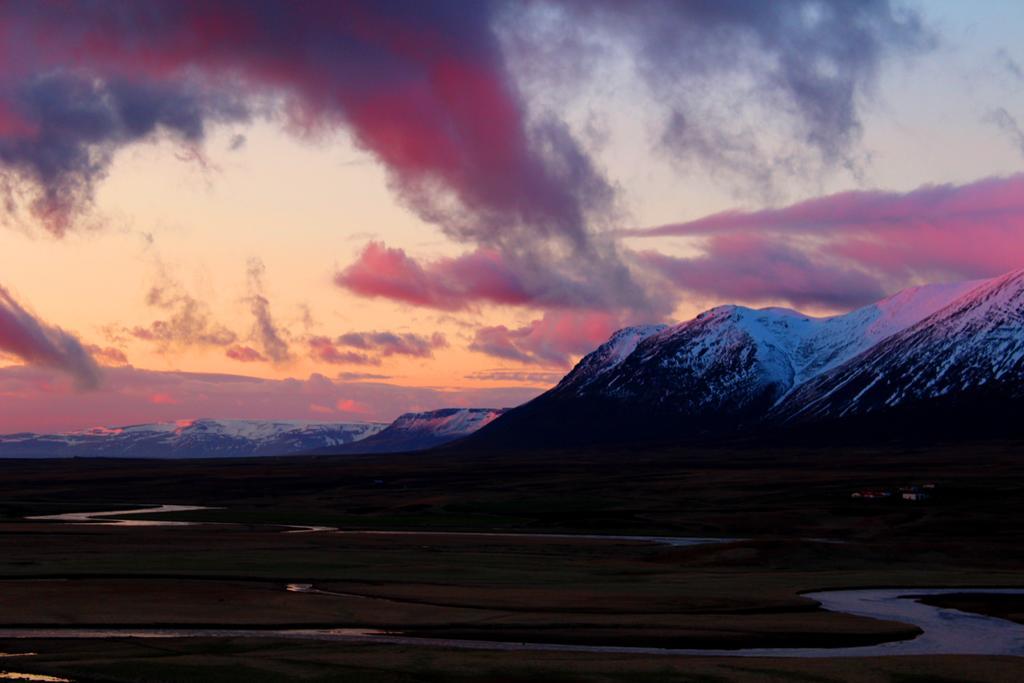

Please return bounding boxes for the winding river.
[24,505,737,546]
[15,506,1024,656]
[0,652,70,682]
[0,588,1021,657]
[26,505,212,527]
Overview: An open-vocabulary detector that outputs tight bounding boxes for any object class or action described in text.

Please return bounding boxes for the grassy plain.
[0,439,1022,681]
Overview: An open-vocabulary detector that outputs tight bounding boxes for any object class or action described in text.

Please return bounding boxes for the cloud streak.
[335,240,657,314]
[225,345,266,363]
[628,174,1024,309]
[334,331,447,358]
[0,285,100,388]
[335,242,532,311]
[636,237,885,310]
[988,107,1024,158]
[308,330,447,366]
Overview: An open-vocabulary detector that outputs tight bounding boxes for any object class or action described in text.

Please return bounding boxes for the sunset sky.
[2,0,1024,432]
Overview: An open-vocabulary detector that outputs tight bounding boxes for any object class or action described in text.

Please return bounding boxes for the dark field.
[915,593,1024,625]
[1,439,1023,681]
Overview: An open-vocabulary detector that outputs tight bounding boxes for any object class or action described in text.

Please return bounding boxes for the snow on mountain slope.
[774,268,1024,422]
[469,273,1011,446]
[387,408,506,437]
[321,408,508,454]
[0,418,386,458]
[553,278,983,416]
[554,324,668,395]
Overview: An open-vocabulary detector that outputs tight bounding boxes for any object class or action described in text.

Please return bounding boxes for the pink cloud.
[627,174,1024,310]
[336,240,657,315]
[0,101,38,137]
[470,311,629,368]
[636,234,885,310]
[0,1,925,319]
[0,2,609,248]
[335,242,531,311]
[335,398,370,415]
[632,175,1024,239]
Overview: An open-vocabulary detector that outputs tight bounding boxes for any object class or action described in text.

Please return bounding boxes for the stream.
[0,588,1021,657]
[15,507,1024,656]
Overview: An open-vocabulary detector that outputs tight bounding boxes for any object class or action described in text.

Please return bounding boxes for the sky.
[2,0,1024,432]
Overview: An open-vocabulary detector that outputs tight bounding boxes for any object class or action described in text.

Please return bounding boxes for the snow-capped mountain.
[469,269,1024,447]
[773,268,1024,424]
[553,324,668,395]
[0,419,386,458]
[316,408,508,454]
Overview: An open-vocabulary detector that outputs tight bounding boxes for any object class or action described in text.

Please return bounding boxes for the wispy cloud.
[225,345,266,363]
[988,108,1024,157]
[130,278,237,349]
[245,258,291,363]
[465,369,564,384]
[85,344,129,367]
[308,330,447,367]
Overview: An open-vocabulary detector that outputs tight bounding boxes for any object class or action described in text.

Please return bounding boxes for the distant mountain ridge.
[468,269,1024,447]
[0,418,386,459]
[312,408,508,454]
[0,408,510,458]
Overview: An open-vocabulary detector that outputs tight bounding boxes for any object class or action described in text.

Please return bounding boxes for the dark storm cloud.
[0,0,929,314]
[0,72,248,236]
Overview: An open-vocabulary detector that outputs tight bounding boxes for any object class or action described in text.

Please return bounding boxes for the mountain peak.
[469,268,1024,447]
[553,324,668,395]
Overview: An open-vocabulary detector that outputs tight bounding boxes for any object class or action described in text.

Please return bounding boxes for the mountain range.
[0,419,386,458]
[469,268,1024,447]
[6,269,1023,457]
[311,408,507,454]
[0,408,505,458]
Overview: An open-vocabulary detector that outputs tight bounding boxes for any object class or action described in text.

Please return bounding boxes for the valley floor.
[1,439,1023,681]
